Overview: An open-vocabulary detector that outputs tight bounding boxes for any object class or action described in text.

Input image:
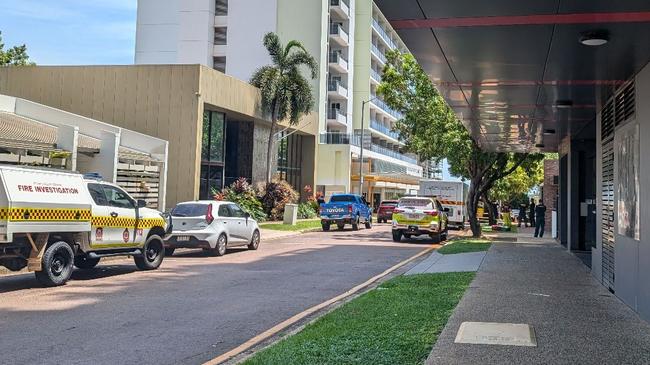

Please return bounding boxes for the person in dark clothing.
[534,202,547,237]
[528,199,536,228]
[517,204,527,227]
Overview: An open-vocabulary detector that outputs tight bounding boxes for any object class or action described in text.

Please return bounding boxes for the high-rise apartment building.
[135,0,424,205]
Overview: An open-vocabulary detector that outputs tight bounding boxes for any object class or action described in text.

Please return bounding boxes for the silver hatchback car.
[164,201,261,256]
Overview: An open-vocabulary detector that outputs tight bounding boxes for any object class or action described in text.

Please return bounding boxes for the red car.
[377,200,399,223]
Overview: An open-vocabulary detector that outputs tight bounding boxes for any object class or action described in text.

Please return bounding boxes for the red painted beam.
[391,12,650,29]
[436,80,626,87]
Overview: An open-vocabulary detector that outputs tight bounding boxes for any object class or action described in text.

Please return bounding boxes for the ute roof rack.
[82,172,104,181]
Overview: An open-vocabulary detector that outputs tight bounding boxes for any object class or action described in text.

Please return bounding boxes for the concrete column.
[56,124,79,171]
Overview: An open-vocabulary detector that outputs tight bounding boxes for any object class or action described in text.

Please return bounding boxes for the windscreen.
[171,203,208,217]
[398,198,433,210]
[380,201,398,207]
[330,195,356,203]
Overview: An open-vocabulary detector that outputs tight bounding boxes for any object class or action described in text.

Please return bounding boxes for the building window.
[213,56,226,73]
[215,0,228,16]
[214,27,227,45]
[200,110,226,199]
[277,132,304,192]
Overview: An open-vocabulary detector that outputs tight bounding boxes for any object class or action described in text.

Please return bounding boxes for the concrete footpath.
[427,235,650,365]
[406,251,486,275]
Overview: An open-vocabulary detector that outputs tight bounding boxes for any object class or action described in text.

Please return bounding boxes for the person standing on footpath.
[534,201,547,237]
[517,203,527,227]
[528,199,536,228]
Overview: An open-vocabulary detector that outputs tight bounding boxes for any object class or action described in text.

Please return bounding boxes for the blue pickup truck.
[319,194,373,231]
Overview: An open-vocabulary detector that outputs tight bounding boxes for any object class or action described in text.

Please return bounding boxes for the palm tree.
[251,32,318,183]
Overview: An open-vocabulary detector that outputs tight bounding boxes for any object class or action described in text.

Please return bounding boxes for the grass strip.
[259,220,322,232]
[437,239,491,255]
[244,272,475,365]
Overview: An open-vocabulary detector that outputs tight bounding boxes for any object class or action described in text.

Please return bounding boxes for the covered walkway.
[427,234,650,364]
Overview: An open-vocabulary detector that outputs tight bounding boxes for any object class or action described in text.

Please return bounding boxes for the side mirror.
[137,199,147,208]
[244,212,251,219]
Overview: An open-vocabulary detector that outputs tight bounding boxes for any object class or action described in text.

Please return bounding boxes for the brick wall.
[542,159,559,231]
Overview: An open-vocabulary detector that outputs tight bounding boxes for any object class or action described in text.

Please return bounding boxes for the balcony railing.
[327,110,347,124]
[370,94,403,119]
[329,52,348,71]
[329,23,349,43]
[328,80,348,96]
[319,133,417,164]
[370,68,382,82]
[370,120,399,140]
[372,19,398,50]
[371,44,387,64]
[330,0,350,16]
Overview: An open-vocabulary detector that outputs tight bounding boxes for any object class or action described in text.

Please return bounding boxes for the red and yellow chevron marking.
[1,207,92,222]
[438,200,465,206]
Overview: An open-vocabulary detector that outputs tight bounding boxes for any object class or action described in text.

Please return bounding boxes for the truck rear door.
[87,183,138,248]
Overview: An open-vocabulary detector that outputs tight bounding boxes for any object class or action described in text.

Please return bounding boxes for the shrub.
[213,178,267,222]
[257,179,299,221]
[297,202,317,219]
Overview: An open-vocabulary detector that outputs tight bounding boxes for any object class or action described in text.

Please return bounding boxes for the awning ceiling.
[375,0,650,152]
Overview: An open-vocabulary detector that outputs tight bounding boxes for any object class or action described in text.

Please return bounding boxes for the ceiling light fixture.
[555,100,573,109]
[579,30,609,46]
[543,129,556,135]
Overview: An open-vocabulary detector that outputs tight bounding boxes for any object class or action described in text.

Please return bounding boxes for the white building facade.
[135,0,426,206]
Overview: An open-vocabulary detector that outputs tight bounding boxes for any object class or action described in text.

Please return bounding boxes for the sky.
[0,0,137,65]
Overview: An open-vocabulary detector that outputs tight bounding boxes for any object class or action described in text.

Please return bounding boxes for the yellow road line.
[203,244,437,365]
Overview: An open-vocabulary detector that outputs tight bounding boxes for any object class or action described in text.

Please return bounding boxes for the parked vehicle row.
[0,165,261,287]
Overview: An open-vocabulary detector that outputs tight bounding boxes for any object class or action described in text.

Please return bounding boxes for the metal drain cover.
[454,322,537,347]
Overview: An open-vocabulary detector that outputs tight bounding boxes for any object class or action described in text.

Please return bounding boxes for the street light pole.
[359,97,376,195]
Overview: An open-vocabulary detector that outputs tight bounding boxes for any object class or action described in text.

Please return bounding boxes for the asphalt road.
[0,224,442,365]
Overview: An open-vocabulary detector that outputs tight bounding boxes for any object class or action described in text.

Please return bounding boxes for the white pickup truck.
[0,165,171,286]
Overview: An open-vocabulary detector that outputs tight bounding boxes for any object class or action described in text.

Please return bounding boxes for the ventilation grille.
[601,80,635,142]
[215,0,228,16]
[601,140,615,290]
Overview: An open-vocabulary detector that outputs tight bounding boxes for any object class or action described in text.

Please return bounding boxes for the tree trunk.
[482,195,498,225]
[265,117,277,183]
[467,179,482,237]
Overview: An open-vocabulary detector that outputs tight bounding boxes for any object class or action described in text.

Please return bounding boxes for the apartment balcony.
[329,52,348,73]
[330,0,350,19]
[370,119,400,141]
[328,80,348,99]
[371,44,387,64]
[370,68,382,84]
[370,94,403,120]
[319,132,417,165]
[327,109,348,127]
[329,23,349,46]
[372,19,398,51]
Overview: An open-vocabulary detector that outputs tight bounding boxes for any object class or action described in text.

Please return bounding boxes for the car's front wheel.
[392,230,402,242]
[365,216,372,229]
[248,230,260,250]
[135,234,165,270]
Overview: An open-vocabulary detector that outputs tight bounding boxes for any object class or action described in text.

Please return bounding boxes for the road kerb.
[203,244,437,365]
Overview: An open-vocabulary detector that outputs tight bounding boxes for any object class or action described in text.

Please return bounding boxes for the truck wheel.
[365,216,372,229]
[392,230,402,242]
[35,241,74,287]
[337,223,345,230]
[164,248,176,257]
[322,223,331,231]
[248,230,260,250]
[74,256,100,269]
[352,216,360,231]
[135,234,165,270]
[429,232,441,243]
[210,234,227,257]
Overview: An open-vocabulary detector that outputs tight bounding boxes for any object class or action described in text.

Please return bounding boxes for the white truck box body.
[0,166,92,242]
[419,180,469,227]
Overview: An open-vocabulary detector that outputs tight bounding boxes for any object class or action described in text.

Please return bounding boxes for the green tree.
[250,32,317,183]
[378,50,542,237]
[0,31,34,66]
